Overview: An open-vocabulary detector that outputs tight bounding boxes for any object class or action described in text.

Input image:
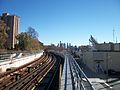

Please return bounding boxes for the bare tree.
[27,27,39,39]
[16,27,43,51]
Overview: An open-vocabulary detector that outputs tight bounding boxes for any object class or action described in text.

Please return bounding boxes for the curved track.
[0,52,56,90]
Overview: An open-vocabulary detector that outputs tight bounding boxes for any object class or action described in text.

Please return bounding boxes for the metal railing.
[70,55,95,90]
[61,53,95,90]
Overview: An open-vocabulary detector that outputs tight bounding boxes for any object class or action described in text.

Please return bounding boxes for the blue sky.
[0,0,120,46]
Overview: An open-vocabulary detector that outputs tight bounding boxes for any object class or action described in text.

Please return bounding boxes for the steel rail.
[0,54,46,78]
[3,56,53,90]
[23,55,56,90]
[46,55,61,90]
[0,53,48,89]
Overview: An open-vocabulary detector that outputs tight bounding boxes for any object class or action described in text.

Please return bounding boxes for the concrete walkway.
[82,66,107,90]
[76,59,112,90]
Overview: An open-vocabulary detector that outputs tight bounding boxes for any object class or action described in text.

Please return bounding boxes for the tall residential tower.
[0,13,20,49]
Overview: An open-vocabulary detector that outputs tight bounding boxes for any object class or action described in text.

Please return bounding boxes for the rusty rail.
[3,54,55,90]
[0,53,50,89]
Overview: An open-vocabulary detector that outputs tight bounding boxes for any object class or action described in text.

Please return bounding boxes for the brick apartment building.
[0,13,20,49]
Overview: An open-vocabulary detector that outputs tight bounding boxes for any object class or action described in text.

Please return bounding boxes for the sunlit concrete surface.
[0,51,43,72]
[61,54,72,90]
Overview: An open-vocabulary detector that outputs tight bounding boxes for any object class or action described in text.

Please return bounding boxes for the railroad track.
[35,53,64,90]
[45,54,61,90]
[22,55,56,90]
[0,52,56,90]
[0,53,47,88]
[0,53,47,78]
[4,55,55,90]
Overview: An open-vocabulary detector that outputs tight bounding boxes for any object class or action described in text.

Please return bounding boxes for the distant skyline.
[0,0,120,46]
